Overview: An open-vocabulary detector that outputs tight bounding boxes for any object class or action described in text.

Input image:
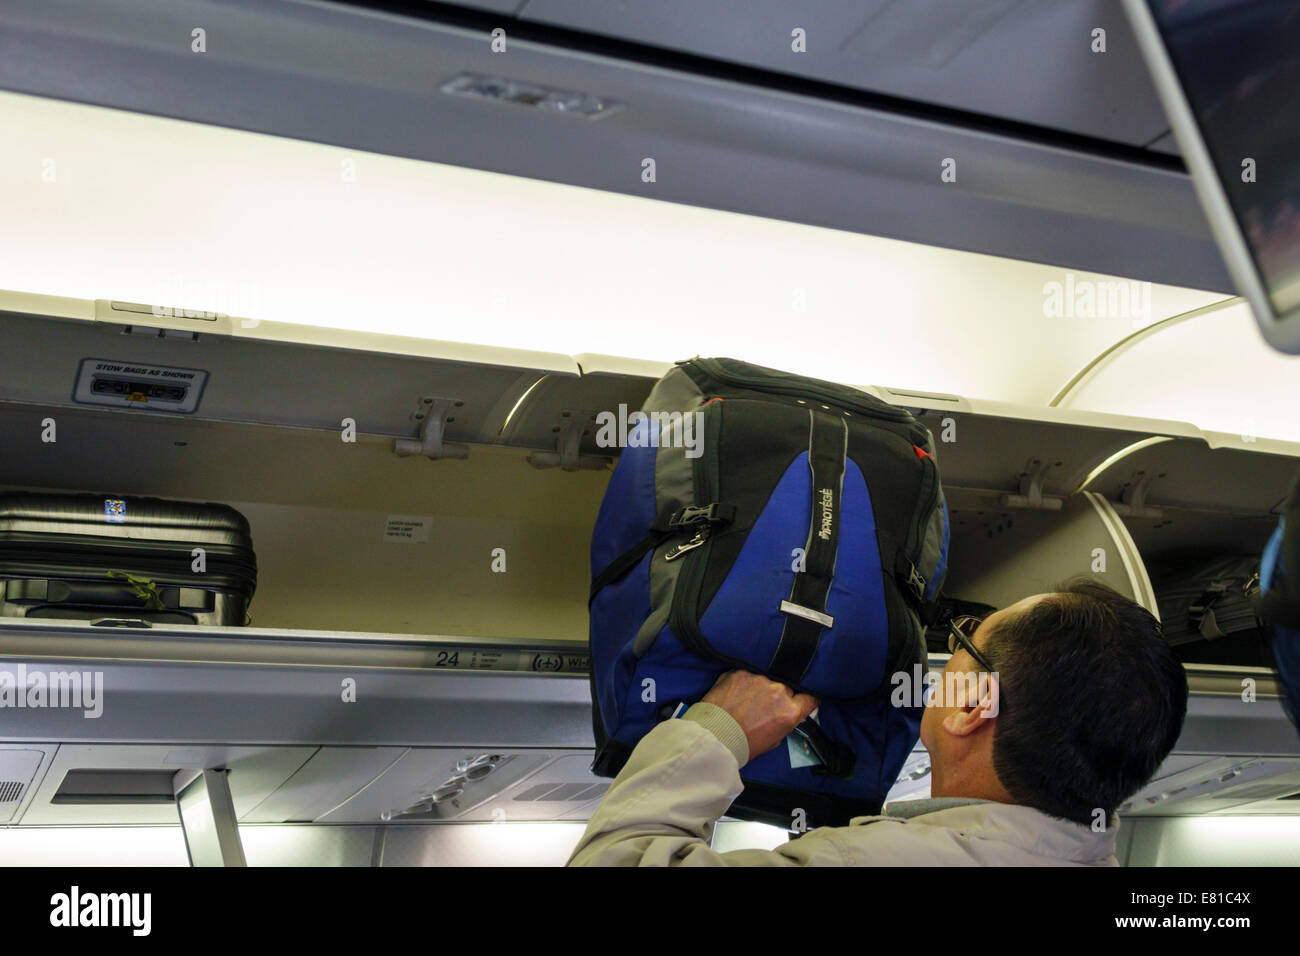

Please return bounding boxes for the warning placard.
[383,515,432,543]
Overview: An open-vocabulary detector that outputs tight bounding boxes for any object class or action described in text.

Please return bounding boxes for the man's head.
[919,579,1188,825]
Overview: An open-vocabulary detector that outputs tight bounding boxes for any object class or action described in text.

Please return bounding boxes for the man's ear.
[976,672,1001,720]
[942,674,1001,737]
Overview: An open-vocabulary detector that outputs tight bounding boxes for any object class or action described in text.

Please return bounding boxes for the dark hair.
[982,578,1188,825]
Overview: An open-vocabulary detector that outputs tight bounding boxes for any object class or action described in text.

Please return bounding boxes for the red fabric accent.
[702,397,725,406]
[913,445,932,460]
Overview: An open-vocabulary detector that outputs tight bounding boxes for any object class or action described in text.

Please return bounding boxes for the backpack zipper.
[668,400,725,665]
[900,453,941,604]
[664,528,710,561]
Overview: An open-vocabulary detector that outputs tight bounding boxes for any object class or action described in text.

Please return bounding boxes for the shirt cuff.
[680,702,750,768]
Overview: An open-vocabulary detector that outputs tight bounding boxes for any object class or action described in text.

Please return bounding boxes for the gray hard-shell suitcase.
[0,492,257,626]
[1148,551,1267,666]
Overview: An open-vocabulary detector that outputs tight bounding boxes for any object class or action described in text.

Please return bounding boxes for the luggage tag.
[787,708,826,770]
[668,702,826,769]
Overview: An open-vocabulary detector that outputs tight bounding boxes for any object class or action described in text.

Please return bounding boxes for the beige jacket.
[566,703,1119,866]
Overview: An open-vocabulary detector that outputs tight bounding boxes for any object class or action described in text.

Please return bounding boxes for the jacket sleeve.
[565,703,847,866]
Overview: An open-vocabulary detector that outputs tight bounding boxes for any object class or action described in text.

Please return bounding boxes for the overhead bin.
[0,292,580,447]
[863,388,1205,615]
[500,354,665,468]
[869,388,1205,508]
[0,617,1290,828]
[1077,430,1300,518]
[938,491,1154,614]
[1074,430,1300,669]
[2,297,1298,835]
[0,618,606,827]
[0,292,621,638]
[863,386,1300,674]
[0,0,1231,290]
[0,620,595,747]
[866,383,1300,546]
[503,0,1172,148]
[4,296,1298,642]
[0,294,678,466]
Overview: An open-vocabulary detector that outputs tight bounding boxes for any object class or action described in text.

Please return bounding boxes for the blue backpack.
[587,358,949,828]
[1256,471,1300,732]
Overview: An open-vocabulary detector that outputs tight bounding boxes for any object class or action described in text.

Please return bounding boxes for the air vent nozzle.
[0,780,25,803]
[513,782,609,803]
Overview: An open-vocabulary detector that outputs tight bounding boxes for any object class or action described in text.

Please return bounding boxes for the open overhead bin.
[866,385,1300,674]
[4,291,1299,650]
[2,295,1298,837]
[0,290,625,639]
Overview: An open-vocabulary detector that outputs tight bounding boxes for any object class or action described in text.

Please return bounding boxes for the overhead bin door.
[0,299,581,445]
[516,0,1171,146]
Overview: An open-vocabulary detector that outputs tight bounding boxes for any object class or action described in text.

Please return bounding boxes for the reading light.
[440,72,623,120]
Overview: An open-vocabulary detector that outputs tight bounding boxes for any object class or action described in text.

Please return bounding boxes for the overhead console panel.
[504,0,1173,149]
[0,0,1230,290]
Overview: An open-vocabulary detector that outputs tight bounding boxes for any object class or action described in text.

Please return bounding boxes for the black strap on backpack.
[769,410,846,686]
[762,410,857,779]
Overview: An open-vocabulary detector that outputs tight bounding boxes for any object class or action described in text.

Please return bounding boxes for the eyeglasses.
[947,614,997,676]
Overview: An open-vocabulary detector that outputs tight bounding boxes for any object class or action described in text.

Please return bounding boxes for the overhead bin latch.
[529,410,611,472]
[394,397,470,461]
[1111,472,1163,519]
[1000,459,1064,511]
[94,299,236,338]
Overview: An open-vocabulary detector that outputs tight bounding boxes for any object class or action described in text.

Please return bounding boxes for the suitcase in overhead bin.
[0,492,257,627]
[1147,551,1269,666]
[587,357,950,828]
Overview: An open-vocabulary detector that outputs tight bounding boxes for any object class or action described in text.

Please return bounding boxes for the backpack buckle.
[904,562,927,601]
[668,502,735,529]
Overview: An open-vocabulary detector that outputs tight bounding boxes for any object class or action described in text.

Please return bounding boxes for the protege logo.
[817,488,834,540]
[50,886,151,937]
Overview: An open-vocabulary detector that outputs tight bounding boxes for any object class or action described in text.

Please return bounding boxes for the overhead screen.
[1127,0,1300,352]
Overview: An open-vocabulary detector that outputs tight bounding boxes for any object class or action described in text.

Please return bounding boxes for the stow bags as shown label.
[73,358,209,414]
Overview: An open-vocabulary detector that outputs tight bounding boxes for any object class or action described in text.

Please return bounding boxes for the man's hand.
[701,670,820,763]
